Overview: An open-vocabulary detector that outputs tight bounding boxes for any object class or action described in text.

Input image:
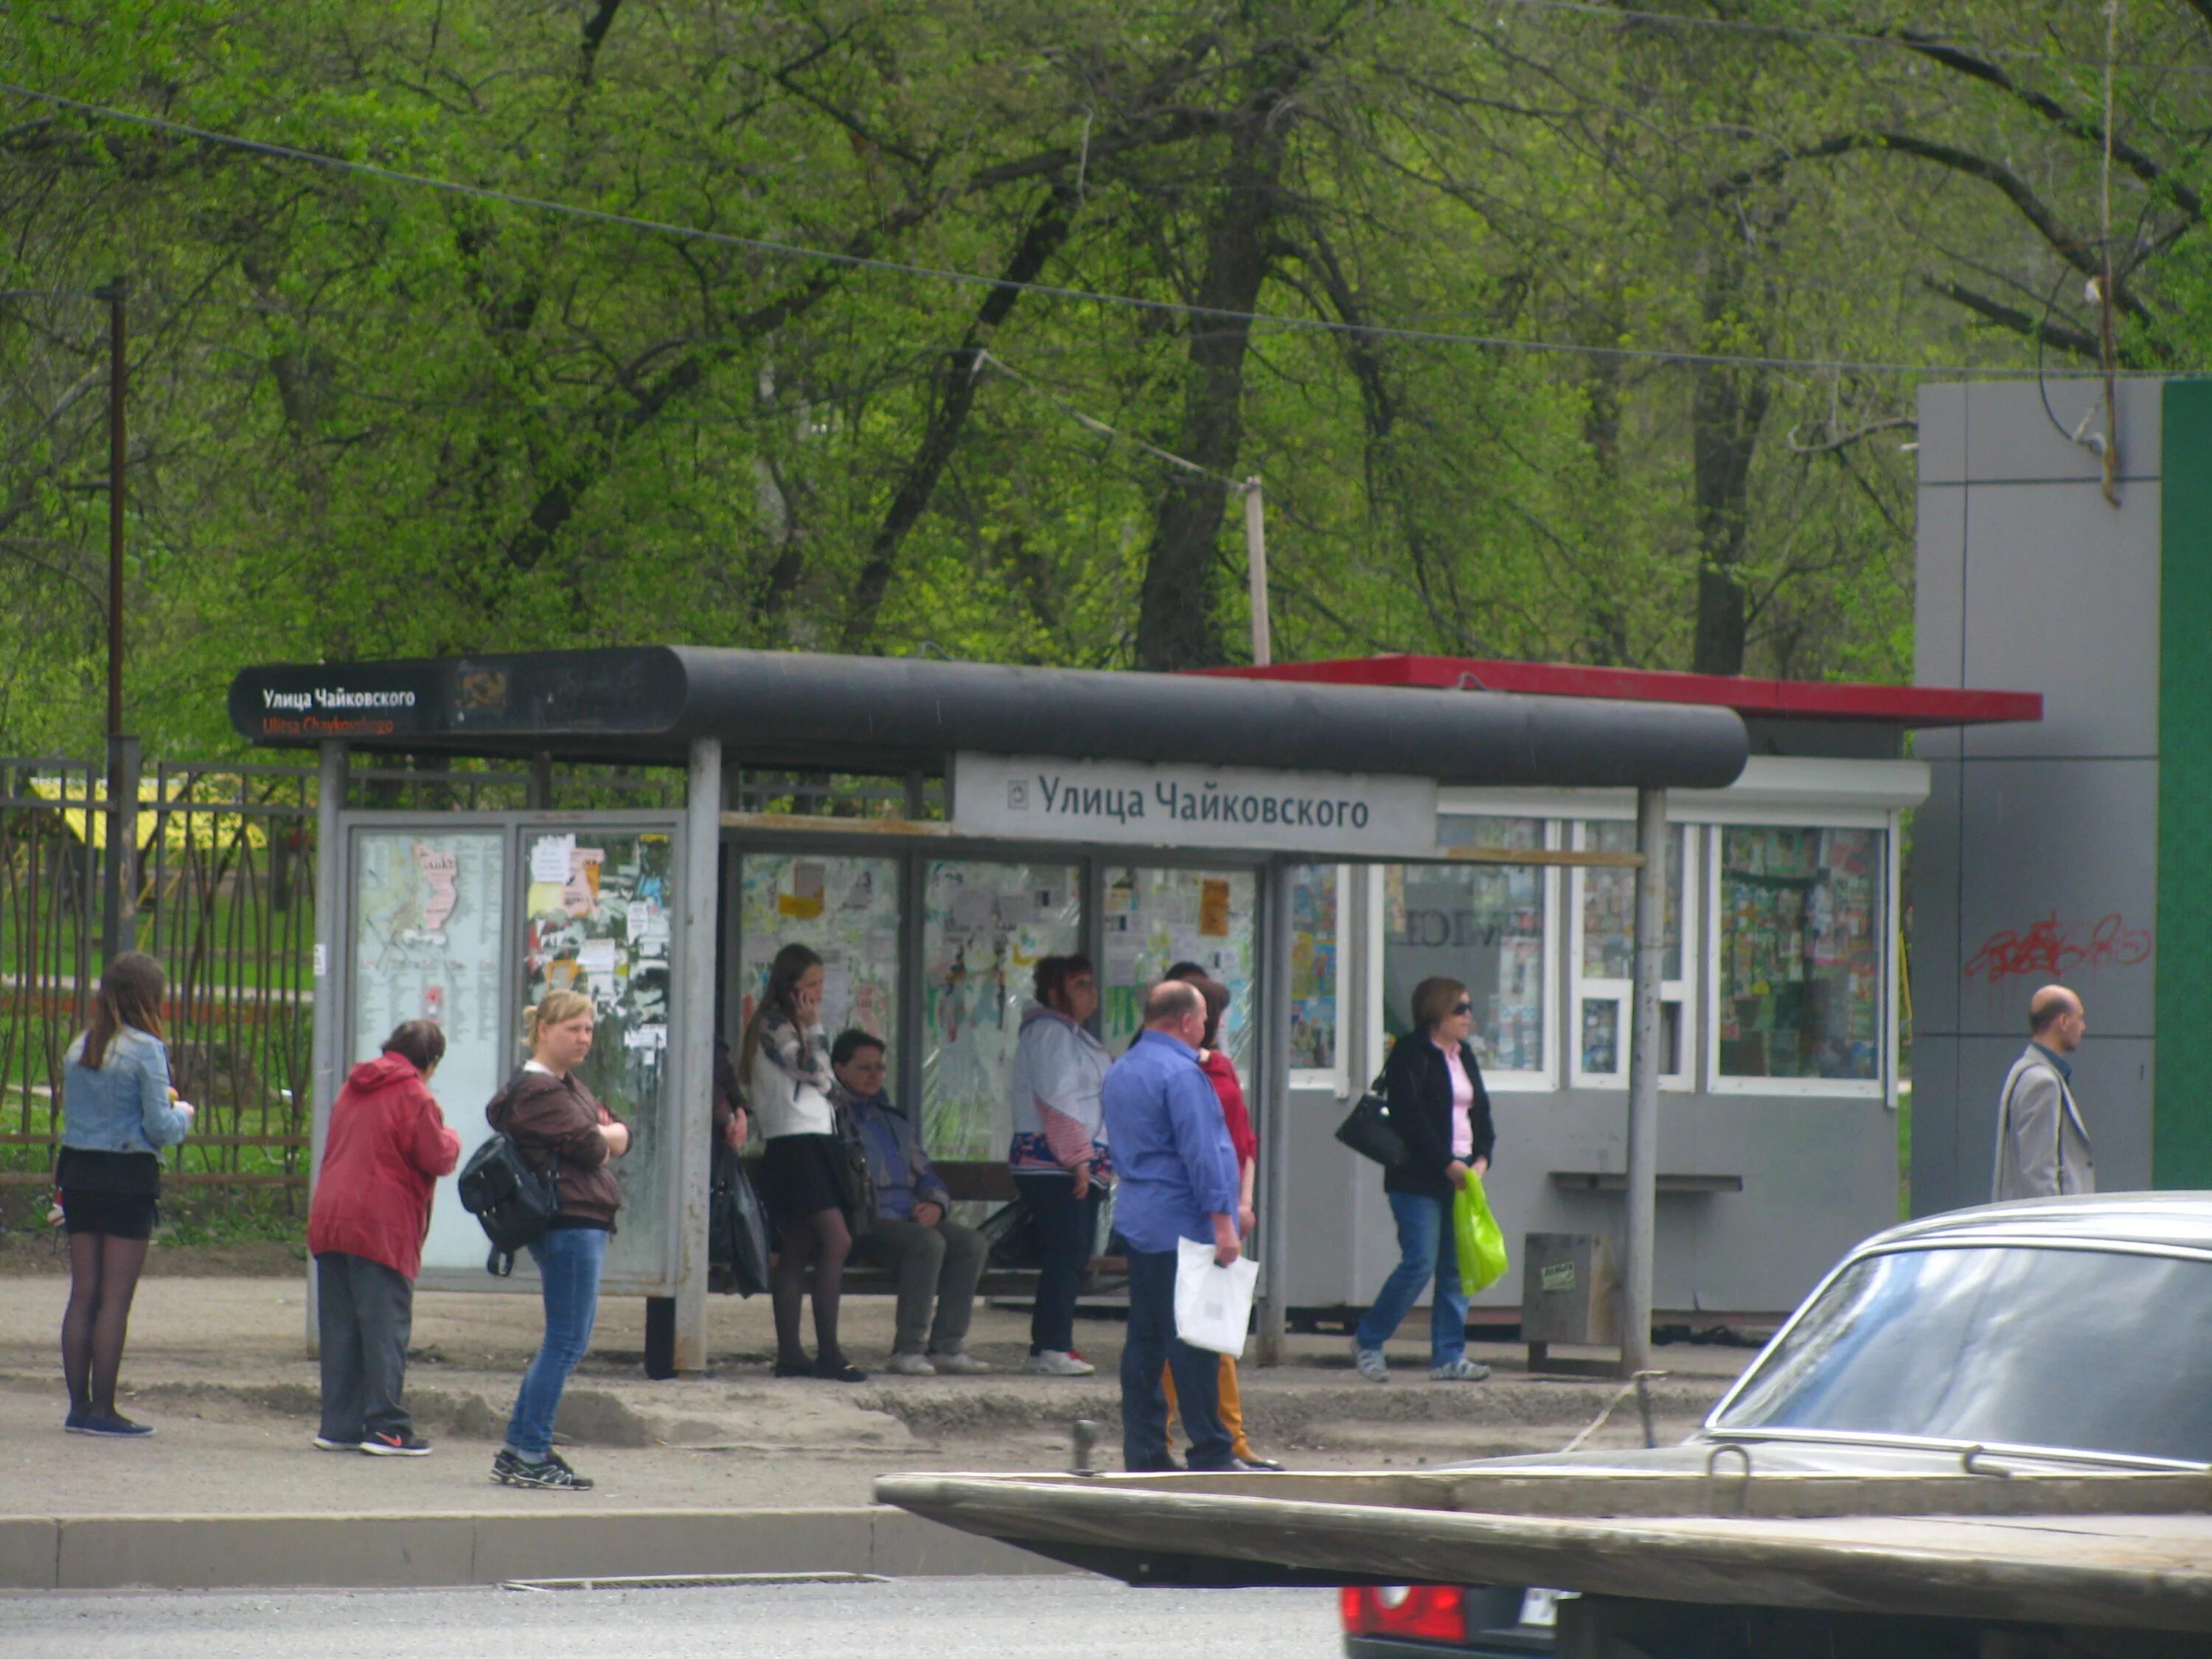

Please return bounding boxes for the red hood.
[344,1051,423,1093]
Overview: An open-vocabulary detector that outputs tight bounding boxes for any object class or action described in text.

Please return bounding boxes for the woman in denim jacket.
[58,952,193,1436]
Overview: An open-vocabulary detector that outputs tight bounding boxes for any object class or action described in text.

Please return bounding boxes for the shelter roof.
[1197,655,2041,729]
[229,646,1747,791]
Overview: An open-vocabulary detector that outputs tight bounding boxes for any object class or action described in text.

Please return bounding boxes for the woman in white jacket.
[742,944,866,1381]
[1006,954,1110,1375]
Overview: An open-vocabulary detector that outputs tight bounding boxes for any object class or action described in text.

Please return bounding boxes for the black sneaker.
[313,1434,361,1452]
[75,1414,153,1437]
[492,1448,592,1490]
[361,1429,432,1457]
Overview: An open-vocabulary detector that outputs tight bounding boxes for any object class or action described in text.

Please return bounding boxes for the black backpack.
[458,1074,562,1276]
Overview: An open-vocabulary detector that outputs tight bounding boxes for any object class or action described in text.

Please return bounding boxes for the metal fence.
[0,757,318,1193]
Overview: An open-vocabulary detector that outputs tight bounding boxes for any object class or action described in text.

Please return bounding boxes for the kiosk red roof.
[1197,656,2039,728]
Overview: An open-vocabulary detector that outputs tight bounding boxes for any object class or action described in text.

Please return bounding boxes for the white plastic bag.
[1175,1236,1260,1357]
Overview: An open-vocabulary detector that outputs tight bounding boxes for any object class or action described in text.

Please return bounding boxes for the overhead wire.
[0,80,2129,380]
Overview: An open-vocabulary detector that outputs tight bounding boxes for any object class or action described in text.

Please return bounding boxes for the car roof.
[1863,1192,2212,1253]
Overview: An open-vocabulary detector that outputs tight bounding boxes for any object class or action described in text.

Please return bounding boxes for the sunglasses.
[1452,1001,1472,1015]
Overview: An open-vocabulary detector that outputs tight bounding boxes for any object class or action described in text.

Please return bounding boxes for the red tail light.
[1339,1585,1467,1641]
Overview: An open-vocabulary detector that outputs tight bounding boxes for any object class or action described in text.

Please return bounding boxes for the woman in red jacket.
[307,1020,462,1456]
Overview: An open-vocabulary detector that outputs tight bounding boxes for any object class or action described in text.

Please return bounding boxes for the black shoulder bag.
[458,1072,563,1276]
[1333,1066,1406,1169]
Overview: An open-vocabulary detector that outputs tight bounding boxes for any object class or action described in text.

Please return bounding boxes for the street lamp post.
[91,276,136,964]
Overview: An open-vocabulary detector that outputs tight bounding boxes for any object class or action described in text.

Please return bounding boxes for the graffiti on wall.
[1964,913,2153,984]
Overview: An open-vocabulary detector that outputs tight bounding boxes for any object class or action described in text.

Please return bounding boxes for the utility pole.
[93,276,137,963]
[1620,786,1668,1377]
[1242,477,1272,667]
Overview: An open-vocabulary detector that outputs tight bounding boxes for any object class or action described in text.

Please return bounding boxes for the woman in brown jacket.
[490,990,630,1492]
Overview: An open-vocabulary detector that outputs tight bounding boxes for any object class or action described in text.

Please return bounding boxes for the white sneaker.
[885,1352,939,1376]
[1354,1345,1389,1382]
[1430,1356,1491,1382]
[928,1349,992,1374]
[1024,1349,1096,1376]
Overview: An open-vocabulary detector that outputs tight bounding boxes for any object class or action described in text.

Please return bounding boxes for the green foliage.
[4,1,2202,748]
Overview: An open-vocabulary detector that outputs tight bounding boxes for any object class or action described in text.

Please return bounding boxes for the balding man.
[1100,980,1242,1473]
[1992,985,2096,1201]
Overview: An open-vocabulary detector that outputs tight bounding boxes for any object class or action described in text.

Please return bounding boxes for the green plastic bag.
[1453,1170,1509,1296]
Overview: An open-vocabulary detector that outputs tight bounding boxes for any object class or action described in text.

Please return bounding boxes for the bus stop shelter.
[229,646,1747,1375]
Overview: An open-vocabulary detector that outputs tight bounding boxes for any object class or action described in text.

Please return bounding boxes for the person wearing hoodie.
[1006,953,1111,1376]
[306,1020,462,1456]
[489,989,631,1491]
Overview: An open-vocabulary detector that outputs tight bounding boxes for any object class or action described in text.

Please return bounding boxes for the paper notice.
[1198,878,1231,937]
[951,885,995,930]
[778,860,827,919]
[625,901,651,939]
[1105,933,1143,983]
[530,834,576,884]
[821,964,854,1021]
[1168,925,1201,966]
[625,1023,668,1050]
[578,938,619,980]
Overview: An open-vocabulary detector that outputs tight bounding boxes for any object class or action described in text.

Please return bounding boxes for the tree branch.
[1920,276,2101,359]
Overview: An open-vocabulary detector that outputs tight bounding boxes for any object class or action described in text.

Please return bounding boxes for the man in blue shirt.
[1100,980,1242,1472]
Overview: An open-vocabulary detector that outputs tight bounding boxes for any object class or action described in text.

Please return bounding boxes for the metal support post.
[672,735,723,1374]
[1256,858,1294,1363]
[305,741,348,1357]
[1621,786,1668,1377]
[102,735,139,960]
[1242,479,1272,668]
[97,276,131,962]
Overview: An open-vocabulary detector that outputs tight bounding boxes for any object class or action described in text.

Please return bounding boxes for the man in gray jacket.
[1992,985,2095,1201]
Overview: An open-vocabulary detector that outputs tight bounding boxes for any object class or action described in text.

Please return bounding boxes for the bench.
[815,1160,1126,1298]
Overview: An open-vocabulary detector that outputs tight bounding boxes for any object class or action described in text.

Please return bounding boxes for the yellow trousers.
[1161,1353,1252,1461]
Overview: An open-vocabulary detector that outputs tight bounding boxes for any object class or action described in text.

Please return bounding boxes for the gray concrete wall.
[1910,379,2163,1217]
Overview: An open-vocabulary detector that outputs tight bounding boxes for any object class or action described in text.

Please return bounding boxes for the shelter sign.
[953,753,1438,857]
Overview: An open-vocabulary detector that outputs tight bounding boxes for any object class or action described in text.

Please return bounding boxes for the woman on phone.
[57,952,193,1436]
[743,944,866,1381]
[489,989,631,1490]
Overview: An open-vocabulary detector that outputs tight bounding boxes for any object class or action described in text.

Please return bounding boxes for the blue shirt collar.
[1135,1028,1198,1061]
[2031,1042,2073,1081]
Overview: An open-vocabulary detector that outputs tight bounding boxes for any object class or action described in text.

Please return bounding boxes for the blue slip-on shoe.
[76,1414,155,1436]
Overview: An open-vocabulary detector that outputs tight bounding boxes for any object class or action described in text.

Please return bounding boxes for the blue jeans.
[1015,1172,1101,1354]
[1119,1246,1234,1472]
[1354,1191,1467,1366]
[504,1225,607,1459]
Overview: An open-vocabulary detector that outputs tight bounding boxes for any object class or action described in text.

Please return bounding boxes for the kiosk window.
[1288,864,1340,1076]
[920,860,1082,1160]
[737,853,902,1042]
[1385,817,1552,1079]
[1715,827,1882,1082]
[1572,821,1690,1085]
[1102,866,1259,1092]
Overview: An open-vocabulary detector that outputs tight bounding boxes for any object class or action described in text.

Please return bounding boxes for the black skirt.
[60,1187,157,1239]
[759,1133,849,1228]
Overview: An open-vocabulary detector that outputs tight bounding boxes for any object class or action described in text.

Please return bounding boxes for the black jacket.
[1380,1032,1496,1200]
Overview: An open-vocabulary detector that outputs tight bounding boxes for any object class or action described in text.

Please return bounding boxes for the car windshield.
[1712,1243,2212,1464]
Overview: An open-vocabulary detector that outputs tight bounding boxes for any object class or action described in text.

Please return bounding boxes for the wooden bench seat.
[799,1160,1124,1297]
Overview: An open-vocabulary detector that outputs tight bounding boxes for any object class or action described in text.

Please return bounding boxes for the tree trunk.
[1134,119,1284,672]
[1688,277,1770,676]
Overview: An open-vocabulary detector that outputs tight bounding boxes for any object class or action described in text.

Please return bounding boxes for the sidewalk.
[0,1270,1756,1589]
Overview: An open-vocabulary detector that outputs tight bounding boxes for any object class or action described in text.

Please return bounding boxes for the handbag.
[1333,1069,1405,1168]
[709,1141,772,1297]
[829,1092,878,1238]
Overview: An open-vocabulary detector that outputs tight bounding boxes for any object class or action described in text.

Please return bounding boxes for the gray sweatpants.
[853,1218,988,1354]
[316,1251,416,1440]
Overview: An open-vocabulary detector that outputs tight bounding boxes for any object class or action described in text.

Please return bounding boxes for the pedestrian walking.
[837,1030,992,1375]
[307,1019,462,1456]
[1993,984,2096,1200]
[1352,977,1496,1383]
[490,990,632,1491]
[1007,953,1112,1376]
[745,944,867,1381]
[1157,968,1281,1470]
[1101,980,1242,1473]
[56,951,193,1437]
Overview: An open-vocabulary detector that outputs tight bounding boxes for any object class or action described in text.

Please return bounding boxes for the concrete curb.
[0,1506,1068,1592]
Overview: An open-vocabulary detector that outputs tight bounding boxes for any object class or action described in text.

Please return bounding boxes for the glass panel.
[1579,997,1619,1075]
[736,854,902,1040]
[522,827,678,1281]
[1717,827,1882,1081]
[1714,1245,2212,1464]
[920,860,1082,1161]
[350,828,509,1276]
[1289,864,1338,1073]
[1438,814,1545,852]
[1101,867,1259,1091]
[1579,822,1684,981]
[1383,846,1548,1074]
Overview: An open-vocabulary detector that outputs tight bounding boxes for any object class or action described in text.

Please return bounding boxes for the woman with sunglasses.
[1352,976,1495,1382]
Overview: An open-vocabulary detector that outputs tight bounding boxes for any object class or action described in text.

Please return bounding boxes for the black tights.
[771,1207,851,1367]
[62,1231,150,1419]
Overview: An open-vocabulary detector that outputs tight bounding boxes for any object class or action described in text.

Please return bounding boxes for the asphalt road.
[0,1576,1345,1658]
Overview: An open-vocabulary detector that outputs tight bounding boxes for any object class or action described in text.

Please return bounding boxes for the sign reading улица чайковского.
[950,753,1439,856]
